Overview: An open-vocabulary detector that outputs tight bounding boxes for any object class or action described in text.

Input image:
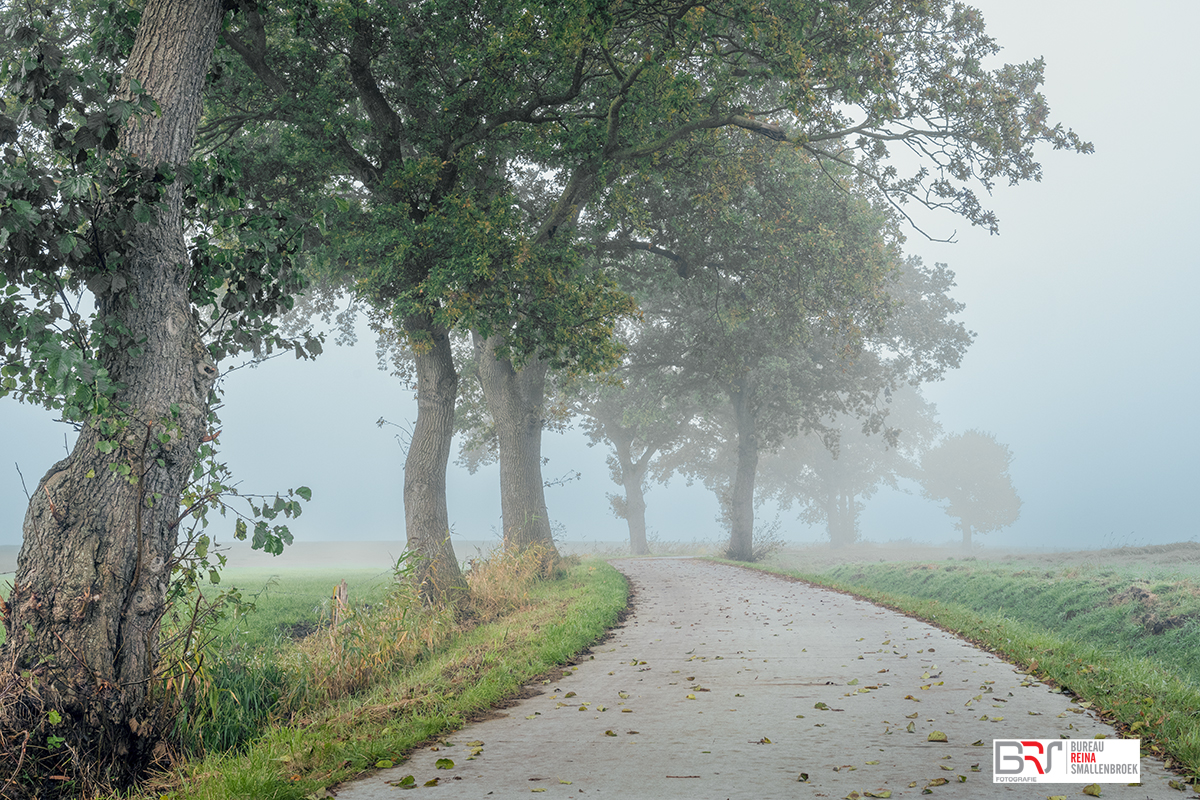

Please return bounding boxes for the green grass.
[745,555,1200,778]
[140,559,628,800]
[211,567,397,650]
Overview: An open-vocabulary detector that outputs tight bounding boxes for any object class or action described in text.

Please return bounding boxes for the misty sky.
[2,1,1198,552]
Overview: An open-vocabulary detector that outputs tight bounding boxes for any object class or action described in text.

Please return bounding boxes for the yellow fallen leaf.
[927,731,948,742]
[686,694,697,700]
[1082,784,1101,797]
[927,778,948,787]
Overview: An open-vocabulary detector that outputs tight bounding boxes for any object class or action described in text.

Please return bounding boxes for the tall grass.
[138,556,626,800]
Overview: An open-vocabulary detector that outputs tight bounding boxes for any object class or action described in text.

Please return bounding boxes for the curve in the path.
[334,558,1177,799]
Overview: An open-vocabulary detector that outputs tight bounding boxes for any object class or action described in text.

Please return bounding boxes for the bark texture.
[402,315,467,599]
[726,383,759,561]
[473,333,559,557]
[0,0,223,787]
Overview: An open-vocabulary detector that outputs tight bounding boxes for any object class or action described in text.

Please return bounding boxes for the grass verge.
[140,559,627,800]
[736,557,1200,780]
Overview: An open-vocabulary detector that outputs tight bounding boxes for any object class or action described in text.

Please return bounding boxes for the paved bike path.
[334,558,1179,799]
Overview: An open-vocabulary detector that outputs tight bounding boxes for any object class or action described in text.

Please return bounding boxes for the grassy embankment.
[757,544,1200,779]
[129,554,627,800]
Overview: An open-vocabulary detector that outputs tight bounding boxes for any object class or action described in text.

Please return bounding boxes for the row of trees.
[0,0,1084,790]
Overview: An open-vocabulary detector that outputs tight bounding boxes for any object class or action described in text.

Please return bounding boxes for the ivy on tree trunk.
[1,0,224,789]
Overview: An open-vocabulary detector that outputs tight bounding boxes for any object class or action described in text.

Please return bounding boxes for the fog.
[2,0,1198,554]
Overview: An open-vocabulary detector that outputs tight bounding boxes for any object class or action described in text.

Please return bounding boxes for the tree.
[759,386,942,547]
[216,0,1087,568]
[608,131,972,560]
[920,429,1022,548]
[212,0,634,574]
[0,0,315,788]
[574,365,697,555]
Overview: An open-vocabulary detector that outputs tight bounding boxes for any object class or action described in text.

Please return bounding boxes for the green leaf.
[296,485,312,501]
[435,758,454,770]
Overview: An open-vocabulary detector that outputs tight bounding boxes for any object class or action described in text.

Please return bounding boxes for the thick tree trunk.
[473,334,559,558]
[726,385,759,561]
[962,523,973,550]
[402,315,467,600]
[0,0,223,789]
[611,432,650,555]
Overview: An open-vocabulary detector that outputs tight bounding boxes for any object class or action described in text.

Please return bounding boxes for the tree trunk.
[473,333,559,558]
[726,384,759,561]
[962,522,973,550]
[402,315,467,600]
[611,431,650,555]
[0,0,223,789]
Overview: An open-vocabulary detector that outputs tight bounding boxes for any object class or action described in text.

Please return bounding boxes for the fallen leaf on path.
[797,772,810,782]
[435,758,454,770]
[390,775,415,789]
[863,791,892,798]
[604,730,617,737]
[423,778,439,787]
[1082,784,1101,796]
[927,731,948,742]
[926,778,948,787]
[375,760,394,768]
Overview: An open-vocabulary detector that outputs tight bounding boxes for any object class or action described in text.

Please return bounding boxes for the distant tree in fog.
[759,386,942,547]
[920,430,1022,548]
[574,373,698,555]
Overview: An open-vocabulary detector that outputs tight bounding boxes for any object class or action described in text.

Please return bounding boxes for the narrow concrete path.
[335,558,1177,799]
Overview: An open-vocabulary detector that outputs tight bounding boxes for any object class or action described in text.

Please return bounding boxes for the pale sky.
[2,1,1198,552]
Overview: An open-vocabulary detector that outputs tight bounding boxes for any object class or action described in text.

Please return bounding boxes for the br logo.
[995,740,1065,775]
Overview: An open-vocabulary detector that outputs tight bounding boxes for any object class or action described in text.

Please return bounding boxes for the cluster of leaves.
[0,7,319,423]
